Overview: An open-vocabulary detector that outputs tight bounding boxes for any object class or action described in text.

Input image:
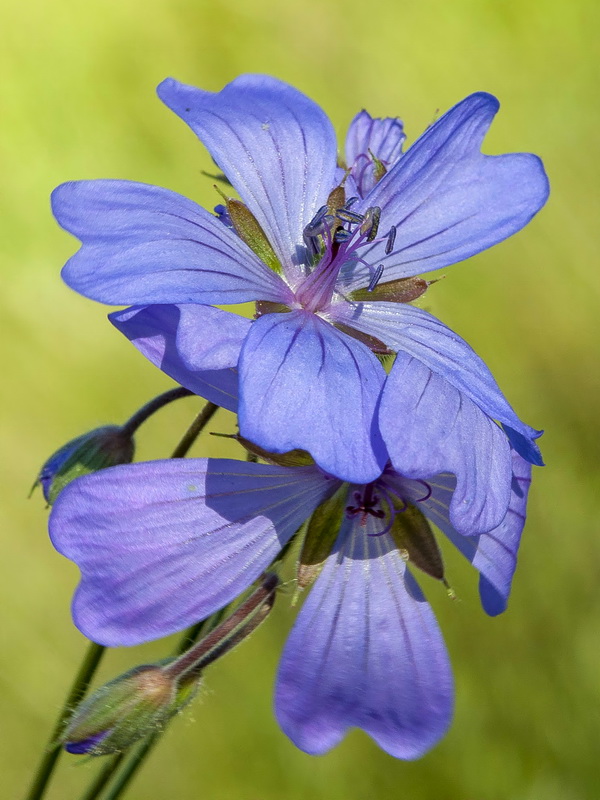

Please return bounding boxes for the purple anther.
[344,196,360,208]
[385,225,397,255]
[368,264,384,292]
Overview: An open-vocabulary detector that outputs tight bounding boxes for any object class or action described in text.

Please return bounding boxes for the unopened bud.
[62,665,199,756]
[33,425,134,505]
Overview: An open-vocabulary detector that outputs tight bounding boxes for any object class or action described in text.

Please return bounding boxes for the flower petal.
[275,513,453,758]
[330,300,542,464]
[338,93,549,289]
[238,310,388,483]
[49,459,333,646]
[53,180,292,305]
[380,352,512,534]
[158,75,338,285]
[109,304,249,411]
[403,453,531,615]
[345,110,405,197]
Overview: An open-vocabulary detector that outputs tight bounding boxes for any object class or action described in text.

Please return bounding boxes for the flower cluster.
[47,75,548,759]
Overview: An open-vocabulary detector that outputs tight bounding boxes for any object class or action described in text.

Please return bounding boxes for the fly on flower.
[49,448,531,758]
[52,75,548,533]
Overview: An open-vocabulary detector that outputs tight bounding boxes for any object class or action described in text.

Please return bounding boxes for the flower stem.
[77,605,230,800]
[170,402,218,459]
[120,387,193,437]
[24,642,106,800]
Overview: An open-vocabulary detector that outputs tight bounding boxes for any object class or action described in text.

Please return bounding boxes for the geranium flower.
[49,449,530,758]
[52,75,548,532]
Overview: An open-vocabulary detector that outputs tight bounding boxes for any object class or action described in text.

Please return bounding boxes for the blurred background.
[1,0,598,797]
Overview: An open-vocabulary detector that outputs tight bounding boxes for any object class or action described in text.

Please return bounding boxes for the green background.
[2,0,598,797]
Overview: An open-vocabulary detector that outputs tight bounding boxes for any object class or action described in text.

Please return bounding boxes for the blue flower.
[52,75,548,530]
[49,450,530,757]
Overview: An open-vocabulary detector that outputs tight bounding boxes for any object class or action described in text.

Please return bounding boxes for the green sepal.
[390,501,446,582]
[62,664,200,757]
[236,435,315,467]
[34,426,135,505]
[218,192,282,274]
[349,276,432,304]
[369,149,388,183]
[297,485,347,592]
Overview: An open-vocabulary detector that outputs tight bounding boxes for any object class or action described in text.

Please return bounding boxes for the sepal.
[33,426,134,505]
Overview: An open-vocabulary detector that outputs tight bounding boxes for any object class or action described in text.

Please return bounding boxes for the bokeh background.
[2,0,598,797]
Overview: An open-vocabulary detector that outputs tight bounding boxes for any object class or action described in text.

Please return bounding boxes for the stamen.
[336,208,364,225]
[307,205,328,230]
[360,206,381,242]
[368,265,384,292]
[385,225,397,255]
[415,480,432,502]
[334,228,353,243]
[345,196,360,208]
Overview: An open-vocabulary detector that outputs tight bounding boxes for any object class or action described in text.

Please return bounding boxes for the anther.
[368,265,384,292]
[335,229,353,243]
[304,205,329,234]
[385,225,397,255]
[345,196,360,208]
[360,206,381,242]
[336,208,364,225]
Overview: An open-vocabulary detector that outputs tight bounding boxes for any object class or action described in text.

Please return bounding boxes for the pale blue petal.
[49,459,334,646]
[238,310,388,483]
[109,304,248,411]
[53,180,292,305]
[275,511,453,758]
[380,352,512,534]
[329,300,542,465]
[158,75,338,286]
[338,93,549,289]
[399,453,532,615]
[345,110,405,197]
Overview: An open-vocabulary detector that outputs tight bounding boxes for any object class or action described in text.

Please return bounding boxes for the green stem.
[24,642,105,800]
[75,400,221,800]
[120,387,193,437]
[170,402,218,459]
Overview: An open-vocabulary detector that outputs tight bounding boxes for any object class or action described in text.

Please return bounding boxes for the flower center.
[345,478,432,537]
[295,199,396,313]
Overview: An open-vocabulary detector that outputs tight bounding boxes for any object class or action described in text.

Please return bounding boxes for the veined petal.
[109,304,249,412]
[330,301,542,464]
[157,75,338,285]
[339,93,549,289]
[49,459,333,646]
[238,310,388,484]
[53,180,292,305]
[345,110,405,197]
[380,352,512,534]
[275,512,453,758]
[402,453,531,615]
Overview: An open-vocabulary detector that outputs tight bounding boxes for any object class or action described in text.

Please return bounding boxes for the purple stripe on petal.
[157,76,338,287]
[110,304,248,412]
[275,512,453,758]
[49,459,333,646]
[238,310,388,484]
[330,300,542,464]
[380,352,512,535]
[339,93,549,290]
[53,180,292,306]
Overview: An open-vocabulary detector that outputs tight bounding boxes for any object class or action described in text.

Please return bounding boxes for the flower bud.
[33,425,135,505]
[62,665,199,756]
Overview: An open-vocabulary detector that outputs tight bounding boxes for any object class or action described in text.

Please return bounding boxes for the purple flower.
[49,450,531,758]
[52,75,548,528]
